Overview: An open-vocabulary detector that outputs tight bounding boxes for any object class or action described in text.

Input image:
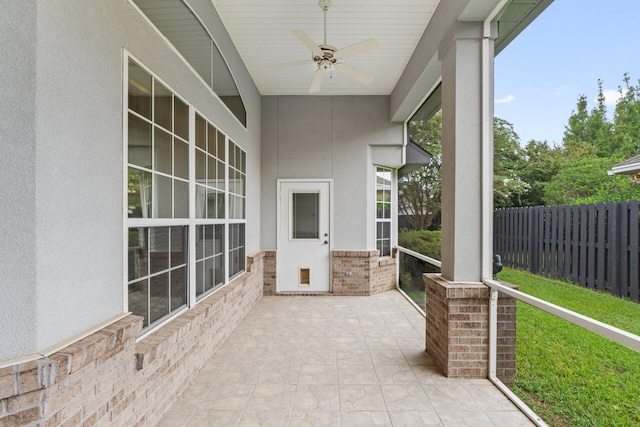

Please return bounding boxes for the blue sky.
[494,0,640,146]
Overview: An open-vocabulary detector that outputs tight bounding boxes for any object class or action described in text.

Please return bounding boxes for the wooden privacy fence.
[494,201,640,302]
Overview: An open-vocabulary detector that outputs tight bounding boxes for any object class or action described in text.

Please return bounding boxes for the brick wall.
[262,250,277,296]
[332,250,396,296]
[423,274,517,379]
[264,250,396,296]
[0,251,266,427]
[496,282,518,383]
[372,256,397,294]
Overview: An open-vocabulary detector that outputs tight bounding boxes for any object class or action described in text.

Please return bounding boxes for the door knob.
[324,240,329,245]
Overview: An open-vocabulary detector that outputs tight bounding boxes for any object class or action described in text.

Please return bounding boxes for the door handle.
[324,240,329,245]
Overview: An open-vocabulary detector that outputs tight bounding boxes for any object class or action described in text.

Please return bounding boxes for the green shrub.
[398,229,441,260]
[398,230,441,298]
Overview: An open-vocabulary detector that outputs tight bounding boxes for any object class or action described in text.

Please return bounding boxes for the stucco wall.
[260,95,403,251]
[0,0,261,360]
[0,0,39,360]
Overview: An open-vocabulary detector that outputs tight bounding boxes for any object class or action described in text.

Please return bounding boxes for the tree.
[400,114,442,230]
[493,118,528,208]
[543,157,618,205]
[545,74,640,205]
[563,81,612,159]
[611,73,640,158]
[401,114,530,228]
[516,140,562,207]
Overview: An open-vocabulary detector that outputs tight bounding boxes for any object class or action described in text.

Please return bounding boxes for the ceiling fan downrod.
[319,0,331,46]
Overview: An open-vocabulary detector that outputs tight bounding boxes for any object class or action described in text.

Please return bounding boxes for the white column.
[439,22,497,282]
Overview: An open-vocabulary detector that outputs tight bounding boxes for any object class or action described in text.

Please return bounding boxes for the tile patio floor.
[159,290,535,426]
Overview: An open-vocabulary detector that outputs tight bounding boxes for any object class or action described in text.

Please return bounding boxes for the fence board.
[596,203,606,292]
[629,201,639,302]
[494,200,640,302]
[587,204,596,290]
[571,205,580,284]
[607,202,618,296]
[619,201,629,299]
[564,205,572,280]
[579,205,587,286]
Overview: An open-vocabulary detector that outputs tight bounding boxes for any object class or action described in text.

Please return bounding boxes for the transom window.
[131,0,247,126]
[376,167,392,257]
[126,57,247,332]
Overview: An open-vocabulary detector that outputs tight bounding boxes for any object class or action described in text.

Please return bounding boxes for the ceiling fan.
[266,0,379,93]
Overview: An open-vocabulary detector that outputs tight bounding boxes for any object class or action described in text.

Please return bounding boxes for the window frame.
[375,166,393,258]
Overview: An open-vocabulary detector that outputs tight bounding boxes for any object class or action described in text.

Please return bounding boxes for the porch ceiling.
[212,0,440,96]
[212,0,553,103]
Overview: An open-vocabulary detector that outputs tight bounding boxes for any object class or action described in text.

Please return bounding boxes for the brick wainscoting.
[332,250,396,296]
[0,251,266,427]
[423,274,517,380]
[263,250,396,296]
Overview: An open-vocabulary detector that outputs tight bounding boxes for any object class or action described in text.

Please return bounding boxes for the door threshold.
[272,291,335,296]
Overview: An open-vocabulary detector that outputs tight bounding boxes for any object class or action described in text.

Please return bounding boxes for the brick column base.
[423,274,517,380]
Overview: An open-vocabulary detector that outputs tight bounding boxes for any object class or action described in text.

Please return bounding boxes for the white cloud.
[495,95,515,104]
[599,89,625,106]
[553,85,569,96]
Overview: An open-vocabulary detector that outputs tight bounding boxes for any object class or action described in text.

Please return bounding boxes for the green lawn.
[496,268,640,427]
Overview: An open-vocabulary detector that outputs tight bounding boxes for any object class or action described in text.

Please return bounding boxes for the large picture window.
[126,57,247,332]
[376,167,392,257]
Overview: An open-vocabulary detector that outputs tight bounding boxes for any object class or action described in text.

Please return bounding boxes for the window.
[131,0,247,126]
[228,140,247,278]
[376,167,392,257]
[126,57,247,332]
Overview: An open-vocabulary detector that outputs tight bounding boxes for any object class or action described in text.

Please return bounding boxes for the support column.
[439,22,496,282]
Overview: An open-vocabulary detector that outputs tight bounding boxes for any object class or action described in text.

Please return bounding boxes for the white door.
[277,180,331,292]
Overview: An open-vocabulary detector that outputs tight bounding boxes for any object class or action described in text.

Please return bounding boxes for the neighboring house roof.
[608,155,640,175]
[399,139,432,178]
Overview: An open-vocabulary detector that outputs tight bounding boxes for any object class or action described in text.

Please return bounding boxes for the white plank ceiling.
[212,0,440,96]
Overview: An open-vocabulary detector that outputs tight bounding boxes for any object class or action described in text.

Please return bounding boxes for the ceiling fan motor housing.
[318,0,332,12]
[313,45,337,68]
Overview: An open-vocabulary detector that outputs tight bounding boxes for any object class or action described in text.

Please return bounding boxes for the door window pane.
[292,193,319,239]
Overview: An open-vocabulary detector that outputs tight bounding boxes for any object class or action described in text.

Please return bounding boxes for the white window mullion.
[224,134,230,284]
[188,106,197,307]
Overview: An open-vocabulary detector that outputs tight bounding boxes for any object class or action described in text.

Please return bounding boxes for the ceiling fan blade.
[309,68,325,93]
[335,63,374,85]
[266,60,314,71]
[334,38,379,59]
[291,30,324,57]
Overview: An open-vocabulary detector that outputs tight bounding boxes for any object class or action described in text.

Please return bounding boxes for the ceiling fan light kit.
[267,0,379,93]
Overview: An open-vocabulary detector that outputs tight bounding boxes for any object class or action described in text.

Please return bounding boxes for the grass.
[496,268,640,427]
